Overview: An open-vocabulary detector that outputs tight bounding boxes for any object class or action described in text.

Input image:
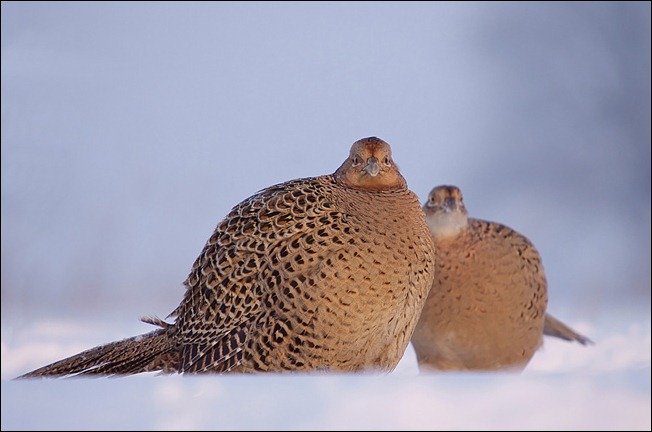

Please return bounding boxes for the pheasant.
[411,185,591,372]
[19,137,435,377]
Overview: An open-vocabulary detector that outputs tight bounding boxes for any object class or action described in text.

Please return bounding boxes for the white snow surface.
[1,317,650,430]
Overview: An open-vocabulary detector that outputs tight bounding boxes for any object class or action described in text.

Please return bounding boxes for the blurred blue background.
[2,2,650,330]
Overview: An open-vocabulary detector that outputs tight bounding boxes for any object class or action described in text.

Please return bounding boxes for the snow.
[2,371,648,430]
[1,318,650,430]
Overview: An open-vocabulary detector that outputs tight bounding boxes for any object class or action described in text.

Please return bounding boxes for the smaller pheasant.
[411,185,592,372]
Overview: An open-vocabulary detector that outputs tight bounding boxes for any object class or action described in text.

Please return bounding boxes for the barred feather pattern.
[18,328,177,378]
[19,137,436,377]
[173,175,435,373]
[412,184,591,373]
[412,185,548,372]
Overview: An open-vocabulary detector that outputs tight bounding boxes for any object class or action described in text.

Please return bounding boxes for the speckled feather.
[412,185,589,372]
[19,137,435,377]
[413,218,548,371]
[174,175,435,372]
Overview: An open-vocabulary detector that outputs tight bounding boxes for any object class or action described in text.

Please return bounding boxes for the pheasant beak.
[443,197,456,212]
[363,157,380,177]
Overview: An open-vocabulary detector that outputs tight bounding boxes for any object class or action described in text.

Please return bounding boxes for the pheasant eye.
[382,156,391,165]
[351,156,361,166]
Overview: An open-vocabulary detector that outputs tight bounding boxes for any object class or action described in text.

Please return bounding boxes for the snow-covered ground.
[2,317,650,430]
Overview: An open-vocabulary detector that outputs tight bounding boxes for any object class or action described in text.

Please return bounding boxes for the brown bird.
[19,137,435,378]
[411,185,591,372]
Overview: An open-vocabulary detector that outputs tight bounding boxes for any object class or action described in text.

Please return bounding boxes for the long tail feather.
[16,328,178,378]
[544,314,594,345]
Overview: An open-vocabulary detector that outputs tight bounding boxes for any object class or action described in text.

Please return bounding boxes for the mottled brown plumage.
[19,137,435,378]
[411,185,590,372]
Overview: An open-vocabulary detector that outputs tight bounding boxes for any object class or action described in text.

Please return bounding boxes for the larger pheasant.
[19,137,436,377]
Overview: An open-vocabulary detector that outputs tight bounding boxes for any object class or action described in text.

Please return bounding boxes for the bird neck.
[427,212,468,239]
[333,165,407,191]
